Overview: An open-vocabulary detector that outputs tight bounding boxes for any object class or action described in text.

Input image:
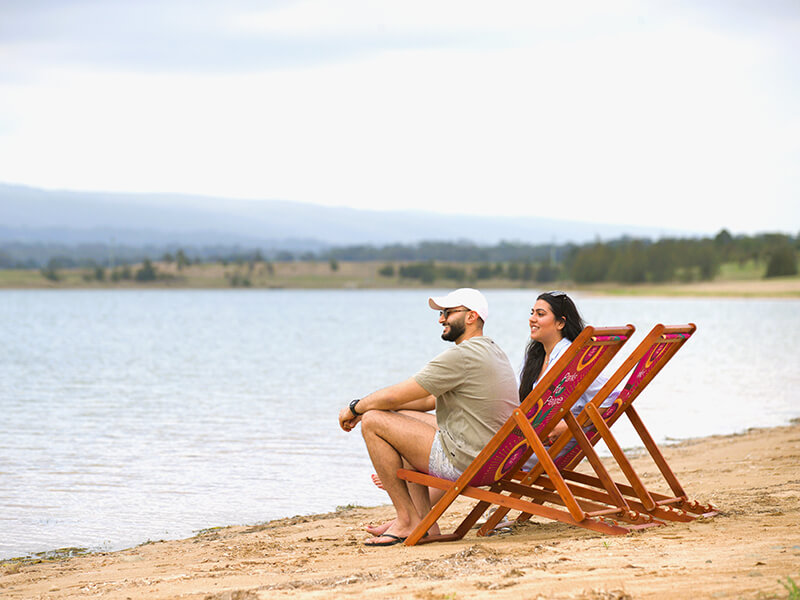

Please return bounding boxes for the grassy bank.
[1,260,799,297]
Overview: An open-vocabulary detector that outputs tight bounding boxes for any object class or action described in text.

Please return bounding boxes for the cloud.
[0,0,517,77]
[0,1,798,235]
[228,0,636,36]
[0,0,700,77]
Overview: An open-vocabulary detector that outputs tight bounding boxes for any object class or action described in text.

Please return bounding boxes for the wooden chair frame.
[398,325,664,546]
[478,323,716,536]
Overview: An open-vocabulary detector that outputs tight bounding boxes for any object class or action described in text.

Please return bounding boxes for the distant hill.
[0,182,696,248]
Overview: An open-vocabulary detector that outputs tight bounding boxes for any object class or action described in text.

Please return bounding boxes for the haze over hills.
[0,182,698,250]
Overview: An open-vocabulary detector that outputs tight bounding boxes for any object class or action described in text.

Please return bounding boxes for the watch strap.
[349,398,362,417]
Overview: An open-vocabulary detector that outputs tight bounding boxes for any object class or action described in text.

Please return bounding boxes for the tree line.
[332,230,798,283]
[4,229,798,284]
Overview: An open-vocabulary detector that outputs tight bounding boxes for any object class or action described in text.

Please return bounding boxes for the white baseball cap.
[428,288,489,322]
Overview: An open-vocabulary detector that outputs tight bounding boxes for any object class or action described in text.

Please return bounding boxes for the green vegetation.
[226,271,252,287]
[176,249,190,270]
[0,256,797,296]
[766,245,798,278]
[345,230,798,287]
[780,574,800,600]
[39,258,61,282]
[110,265,132,282]
[0,546,89,567]
[193,526,225,537]
[96,266,105,281]
[398,261,438,284]
[135,259,157,282]
[0,229,798,294]
[335,503,366,511]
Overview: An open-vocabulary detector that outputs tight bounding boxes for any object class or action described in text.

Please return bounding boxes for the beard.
[441,317,466,342]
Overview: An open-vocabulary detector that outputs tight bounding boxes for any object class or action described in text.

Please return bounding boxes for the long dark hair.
[518,291,585,402]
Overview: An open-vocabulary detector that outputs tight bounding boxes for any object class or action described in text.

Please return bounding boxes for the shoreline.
[1,281,799,299]
[2,421,799,599]
[5,418,797,564]
[2,263,799,297]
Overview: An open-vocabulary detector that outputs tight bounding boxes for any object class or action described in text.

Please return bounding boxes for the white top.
[522,336,620,470]
[535,336,619,416]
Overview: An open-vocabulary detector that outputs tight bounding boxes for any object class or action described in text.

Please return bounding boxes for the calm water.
[1,289,799,559]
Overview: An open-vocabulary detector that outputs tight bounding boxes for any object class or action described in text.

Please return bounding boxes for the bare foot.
[366,519,394,536]
[364,524,416,547]
[371,473,385,490]
[366,518,440,537]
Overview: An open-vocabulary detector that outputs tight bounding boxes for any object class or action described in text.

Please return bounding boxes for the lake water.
[1,289,799,559]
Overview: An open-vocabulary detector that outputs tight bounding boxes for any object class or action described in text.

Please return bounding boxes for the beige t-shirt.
[413,336,518,471]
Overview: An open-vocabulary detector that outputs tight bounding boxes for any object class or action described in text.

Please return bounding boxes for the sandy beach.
[2,421,799,600]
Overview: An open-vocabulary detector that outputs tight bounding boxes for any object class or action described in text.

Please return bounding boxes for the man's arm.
[338,378,433,431]
[394,395,436,412]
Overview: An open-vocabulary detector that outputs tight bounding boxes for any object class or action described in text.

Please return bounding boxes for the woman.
[520,290,618,460]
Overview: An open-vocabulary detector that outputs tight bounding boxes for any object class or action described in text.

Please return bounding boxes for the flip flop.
[364,533,406,547]
[486,524,513,536]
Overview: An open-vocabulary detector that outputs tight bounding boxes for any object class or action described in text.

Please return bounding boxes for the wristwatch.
[349,398,362,417]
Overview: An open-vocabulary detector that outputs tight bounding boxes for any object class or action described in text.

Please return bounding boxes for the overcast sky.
[0,1,798,236]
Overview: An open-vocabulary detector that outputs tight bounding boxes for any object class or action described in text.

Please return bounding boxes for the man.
[338,288,518,546]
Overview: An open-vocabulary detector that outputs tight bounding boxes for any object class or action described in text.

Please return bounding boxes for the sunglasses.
[439,308,470,319]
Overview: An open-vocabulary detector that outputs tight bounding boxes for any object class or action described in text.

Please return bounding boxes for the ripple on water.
[1,290,799,558]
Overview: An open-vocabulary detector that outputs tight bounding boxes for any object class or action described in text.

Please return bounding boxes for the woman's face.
[529,298,565,346]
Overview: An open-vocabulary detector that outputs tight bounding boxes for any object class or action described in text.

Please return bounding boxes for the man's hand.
[339,406,362,432]
[337,379,431,433]
[546,420,569,444]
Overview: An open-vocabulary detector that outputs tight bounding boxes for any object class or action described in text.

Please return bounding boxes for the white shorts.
[428,431,463,481]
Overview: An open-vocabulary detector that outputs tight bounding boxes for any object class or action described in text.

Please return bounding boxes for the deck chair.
[398,324,662,546]
[478,323,716,536]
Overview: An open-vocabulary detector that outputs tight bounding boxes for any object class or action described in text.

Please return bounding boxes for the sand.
[2,422,799,600]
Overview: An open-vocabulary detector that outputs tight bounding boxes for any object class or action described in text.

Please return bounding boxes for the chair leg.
[625,405,686,498]
[564,411,630,511]
[585,403,657,511]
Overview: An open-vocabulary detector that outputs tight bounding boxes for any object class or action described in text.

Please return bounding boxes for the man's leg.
[392,411,446,511]
[403,455,432,521]
[360,410,436,544]
[385,411,438,511]
[366,410,444,537]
